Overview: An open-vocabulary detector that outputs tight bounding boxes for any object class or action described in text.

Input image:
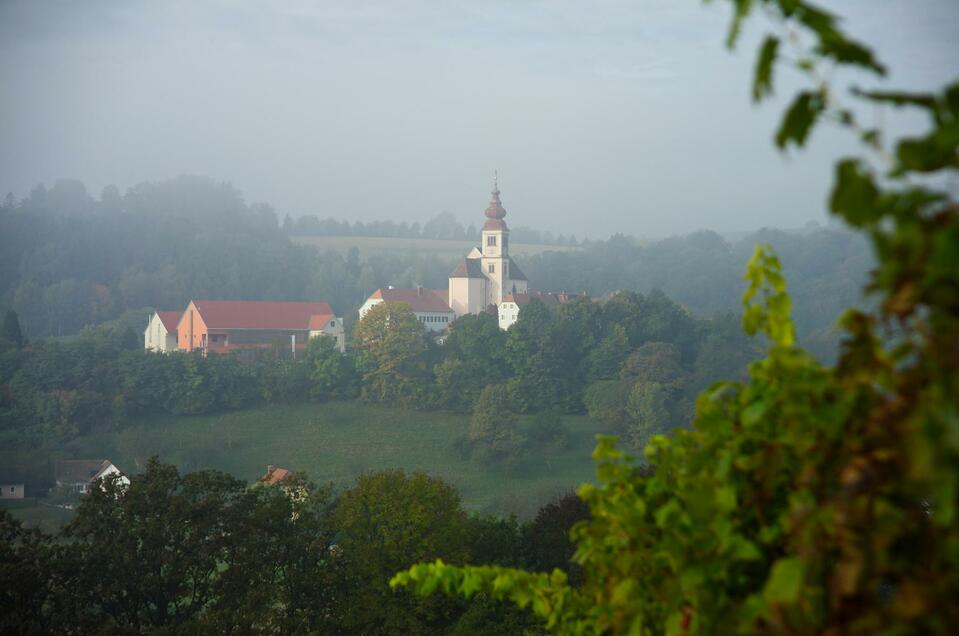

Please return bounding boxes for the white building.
[498,292,574,330]
[448,176,528,316]
[144,310,181,352]
[359,176,535,332]
[359,287,455,332]
[55,459,130,494]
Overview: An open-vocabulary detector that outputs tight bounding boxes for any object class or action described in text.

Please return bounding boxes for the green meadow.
[14,402,609,527]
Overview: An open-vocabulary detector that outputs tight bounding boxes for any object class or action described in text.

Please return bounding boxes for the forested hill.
[1,176,870,354]
[523,228,871,354]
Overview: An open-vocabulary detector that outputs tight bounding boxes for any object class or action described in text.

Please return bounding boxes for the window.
[504,262,508,276]
[487,235,496,246]
[488,263,495,273]
[329,320,335,327]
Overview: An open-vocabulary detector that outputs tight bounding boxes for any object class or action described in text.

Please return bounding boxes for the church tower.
[480,173,510,306]
[448,173,527,318]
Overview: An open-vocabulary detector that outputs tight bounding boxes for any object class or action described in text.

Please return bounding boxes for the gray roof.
[55,459,113,483]
[508,258,528,281]
[449,258,486,279]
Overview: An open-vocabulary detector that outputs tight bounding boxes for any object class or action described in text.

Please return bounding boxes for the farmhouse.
[55,459,129,494]
[177,300,345,354]
[358,287,455,332]
[144,310,181,352]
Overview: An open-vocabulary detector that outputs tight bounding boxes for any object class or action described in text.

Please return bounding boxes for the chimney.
[417,286,423,296]
[267,464,275,474]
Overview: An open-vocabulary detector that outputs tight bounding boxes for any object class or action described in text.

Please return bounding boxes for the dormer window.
[487,235,496,246]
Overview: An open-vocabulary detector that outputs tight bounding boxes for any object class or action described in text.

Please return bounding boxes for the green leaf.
[763,557,805,605]
[726,0,755,49]
[775,91,824,149]
[815,35,885,75]
[753,36,779,102]
[829,160,879,226]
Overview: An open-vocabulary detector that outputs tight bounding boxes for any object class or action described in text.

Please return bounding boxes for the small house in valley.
[0,468,25,499]
[55,459,129,494]
[144,310,181,352]
[177,300,345,355]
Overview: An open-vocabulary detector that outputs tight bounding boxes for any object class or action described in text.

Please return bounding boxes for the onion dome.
[484,172,507,220]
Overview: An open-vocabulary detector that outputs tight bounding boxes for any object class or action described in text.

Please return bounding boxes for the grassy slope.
[48,401,606,518]
[292,235,580,258]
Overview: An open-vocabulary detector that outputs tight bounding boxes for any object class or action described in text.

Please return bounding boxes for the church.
[359,176,531,330]
[447,176,528,316]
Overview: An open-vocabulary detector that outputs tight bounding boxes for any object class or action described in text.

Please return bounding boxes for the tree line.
[1,174,869,361]
[285,209,581,246]
[0,286,755,454]
[1,459,589,635]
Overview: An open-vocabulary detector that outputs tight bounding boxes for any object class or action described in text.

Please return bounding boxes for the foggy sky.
[1,0,956,238]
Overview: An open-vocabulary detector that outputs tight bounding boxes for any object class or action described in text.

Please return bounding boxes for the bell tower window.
[487,235,497,246]
[488,263,495,273]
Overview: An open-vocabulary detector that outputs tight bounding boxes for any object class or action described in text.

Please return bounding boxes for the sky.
[1,0,956,239]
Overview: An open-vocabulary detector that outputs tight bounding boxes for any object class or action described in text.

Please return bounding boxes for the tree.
[304,334,356,400]
[353,301,431,406]
[439,312,509,409]
[393,3,959,633]
[60,459,245,632]
[333,470,470,634]
[523,492,590,586]
[624,381,672,451]
[467,384,527,465]
[0,511,55,635]
[1,310,24,348]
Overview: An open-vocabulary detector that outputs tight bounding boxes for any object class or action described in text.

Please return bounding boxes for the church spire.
[484,170,507,220]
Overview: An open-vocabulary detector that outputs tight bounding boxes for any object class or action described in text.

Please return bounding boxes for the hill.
[13,401,607,527]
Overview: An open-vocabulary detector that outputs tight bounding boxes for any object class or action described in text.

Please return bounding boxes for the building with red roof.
[358,287,455,332]
[177,299,344,354]
[144,310,183,352]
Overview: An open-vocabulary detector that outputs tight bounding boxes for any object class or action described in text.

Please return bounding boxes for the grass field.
[292,234,580,258]
[17,402,610,527]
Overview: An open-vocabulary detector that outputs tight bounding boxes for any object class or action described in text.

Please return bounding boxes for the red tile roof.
[156,311,182,332]
[307,313,335,330]
[370,288,453,313]
[191,300,333,330]
[260,466,292,486]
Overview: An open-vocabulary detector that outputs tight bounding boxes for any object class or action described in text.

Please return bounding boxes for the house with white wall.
[55,459,129,494]
[144,310,181,352]
[498,292,577,330]
[358,287,455,332]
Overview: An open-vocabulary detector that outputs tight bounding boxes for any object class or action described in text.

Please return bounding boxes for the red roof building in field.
[177,299,344,354]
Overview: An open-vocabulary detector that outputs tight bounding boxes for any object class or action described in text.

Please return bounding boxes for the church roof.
[483,218,508,231]
[508,258,528,281]
[449,258,486,279]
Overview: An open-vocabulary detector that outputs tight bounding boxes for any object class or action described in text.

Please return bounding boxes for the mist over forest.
[1,174,869,358]
[1,0,955,634]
